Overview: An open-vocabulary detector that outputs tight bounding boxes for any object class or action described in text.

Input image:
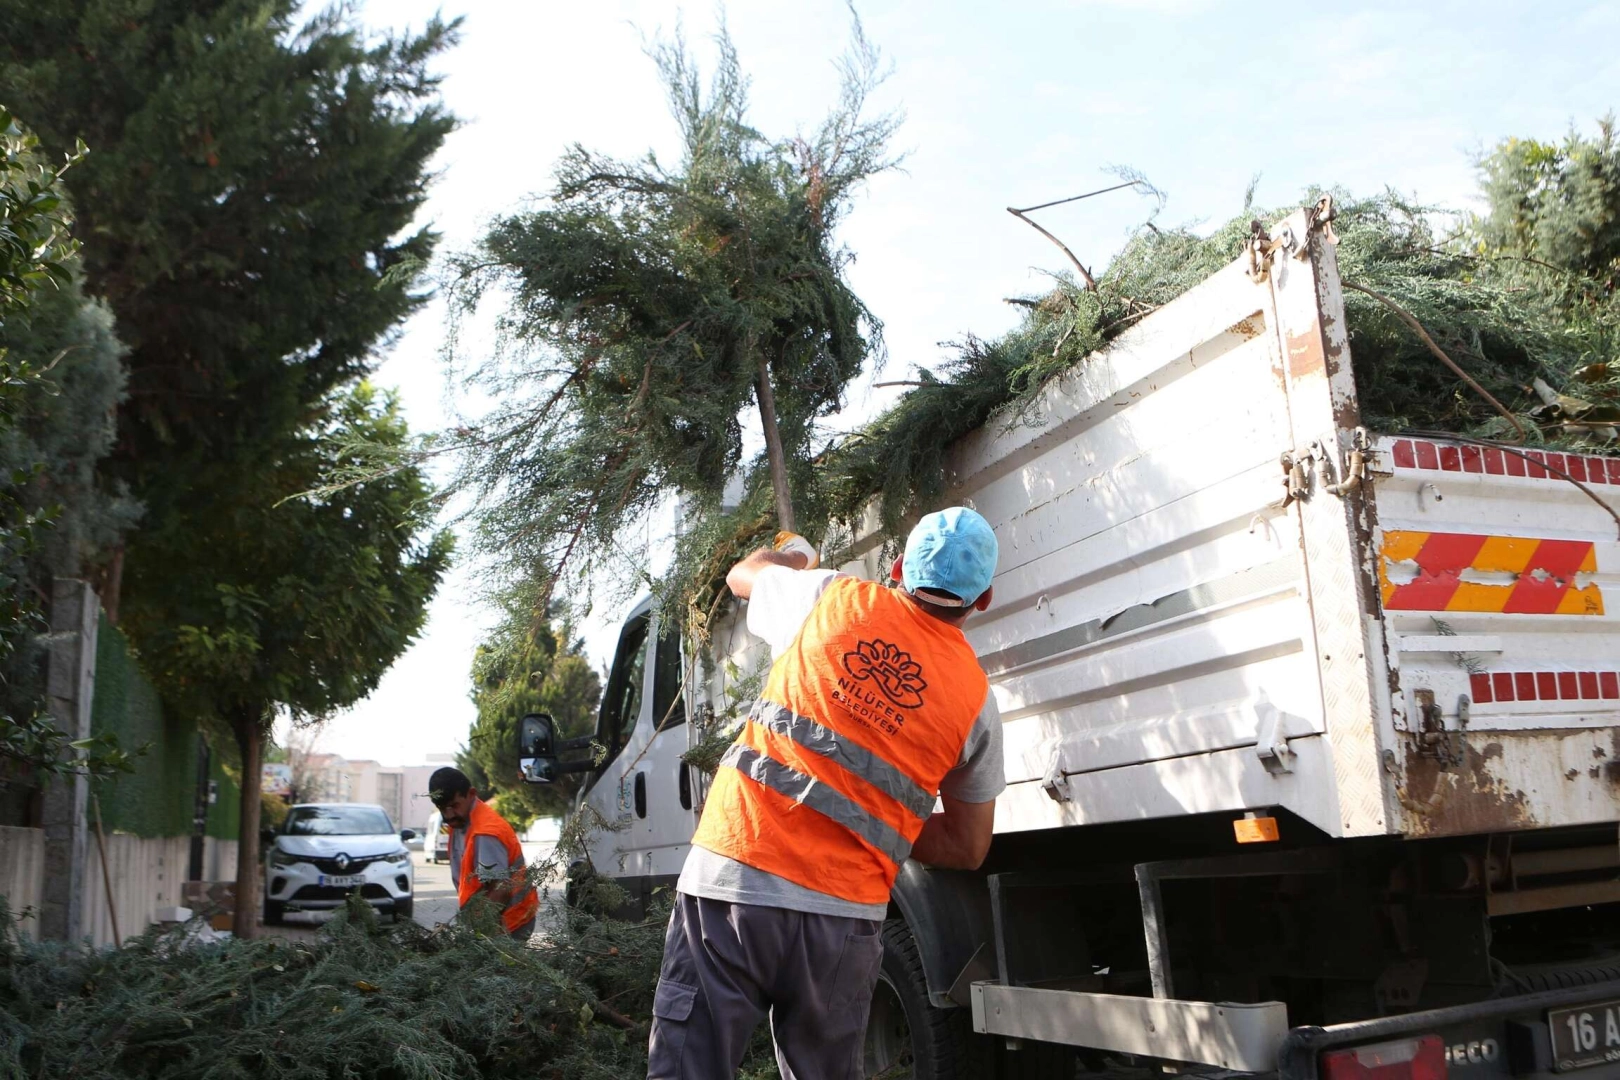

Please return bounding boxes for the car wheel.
[263,898,285,926]
[393,898,414,924]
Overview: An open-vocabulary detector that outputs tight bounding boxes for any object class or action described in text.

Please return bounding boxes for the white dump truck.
[520,201,1620,1079]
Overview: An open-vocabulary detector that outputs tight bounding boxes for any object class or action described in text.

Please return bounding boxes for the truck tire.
[866,918,969,1080]
[1501,957,1620,993]
[262,898,284,926]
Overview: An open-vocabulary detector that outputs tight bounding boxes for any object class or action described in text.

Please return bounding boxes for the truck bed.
[829,205,1620,843]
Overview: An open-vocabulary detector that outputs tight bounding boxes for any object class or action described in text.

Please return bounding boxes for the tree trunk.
[232,711,264,939]
[755,358,796,533]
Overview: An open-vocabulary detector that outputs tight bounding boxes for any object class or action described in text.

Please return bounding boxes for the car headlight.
[387,849,411,866]
[268,849,299,868]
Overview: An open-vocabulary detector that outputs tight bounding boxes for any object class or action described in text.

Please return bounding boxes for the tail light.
[1323,1035,1447,1080]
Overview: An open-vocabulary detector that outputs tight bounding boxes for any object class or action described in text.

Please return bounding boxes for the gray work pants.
[648,892,884,1079]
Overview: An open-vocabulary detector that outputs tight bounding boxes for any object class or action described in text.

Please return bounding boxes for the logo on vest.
[842,639,928,709]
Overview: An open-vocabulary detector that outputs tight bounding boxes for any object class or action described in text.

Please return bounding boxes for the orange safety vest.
[692,576,989,905]
[457,798,539,933]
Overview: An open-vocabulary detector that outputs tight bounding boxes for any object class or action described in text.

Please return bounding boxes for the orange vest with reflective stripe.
[692,576,989,905]
[457,798,539,933]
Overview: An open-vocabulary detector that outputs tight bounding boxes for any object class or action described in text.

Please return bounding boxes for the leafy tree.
[1473,117,1620,292]
[0,287,138,580]
[0,0,458,612]
[121,384,451,936]
[443,17,895,618]
[1467,118,1620,429]
[0,109,136,802]
[459,603,601,829]
[0,267,142,820]
[2,4,458,933]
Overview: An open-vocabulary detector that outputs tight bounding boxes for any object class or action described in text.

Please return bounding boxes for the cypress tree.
[444,17,897,612]
[0,0,458,611]
[1,3,460,934]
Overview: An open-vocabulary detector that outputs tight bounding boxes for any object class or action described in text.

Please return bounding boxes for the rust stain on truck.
[1398,731,1620,838]
[1285,330,1326,378]
[1399,738,1536,837]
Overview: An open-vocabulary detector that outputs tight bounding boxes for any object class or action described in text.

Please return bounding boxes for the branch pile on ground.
[0,894,671,1080]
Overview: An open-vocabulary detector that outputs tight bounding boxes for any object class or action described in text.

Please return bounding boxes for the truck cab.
[572,600,697,910]
[556,597,779,915]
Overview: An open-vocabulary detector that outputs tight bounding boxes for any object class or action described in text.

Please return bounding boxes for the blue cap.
[902,507,998,607]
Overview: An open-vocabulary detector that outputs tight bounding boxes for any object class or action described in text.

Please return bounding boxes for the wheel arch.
[888,862,995,1008]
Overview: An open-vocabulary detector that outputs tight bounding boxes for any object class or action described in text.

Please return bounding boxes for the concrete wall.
[0,825,44,934]
[198,836,238,884]
[80,833,188,947]
[0,826,237,947]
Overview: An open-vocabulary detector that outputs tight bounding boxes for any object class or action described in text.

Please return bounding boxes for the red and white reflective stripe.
[1389,438,1620,485]
[1470,671,1620,704]
[1379,530,1603,616]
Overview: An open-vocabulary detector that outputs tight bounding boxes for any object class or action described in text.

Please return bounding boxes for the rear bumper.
[1279,979,1620,1079]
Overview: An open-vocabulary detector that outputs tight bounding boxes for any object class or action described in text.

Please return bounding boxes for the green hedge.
[204,744,239,841]
[89,615,241,841]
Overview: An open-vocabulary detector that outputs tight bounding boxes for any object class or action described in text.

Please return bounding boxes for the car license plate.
[1550,1000,1620,1072]
[318,874,364,888]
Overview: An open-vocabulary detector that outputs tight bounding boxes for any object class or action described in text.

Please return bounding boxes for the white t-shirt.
[678,566,1006,919]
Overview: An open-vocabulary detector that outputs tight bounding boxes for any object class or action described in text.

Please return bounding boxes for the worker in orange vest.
[649,507,1005,1079]
[428,767,539,941]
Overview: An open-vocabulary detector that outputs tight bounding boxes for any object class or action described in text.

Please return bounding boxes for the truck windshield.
[284,806,393,836]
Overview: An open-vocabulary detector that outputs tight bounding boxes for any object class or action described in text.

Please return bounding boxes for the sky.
[313,0,1620,765]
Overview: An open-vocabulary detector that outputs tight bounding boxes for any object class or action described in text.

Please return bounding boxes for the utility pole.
[39,579,99,941]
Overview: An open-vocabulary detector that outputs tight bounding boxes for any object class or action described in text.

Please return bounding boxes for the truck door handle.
[634,772,647,819]
[678,761,692,811]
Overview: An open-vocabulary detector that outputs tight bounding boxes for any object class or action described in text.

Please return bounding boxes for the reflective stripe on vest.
[748,700,938,822]
[457,798,539,933]
[717,741,913,866]
[691,576,989,905]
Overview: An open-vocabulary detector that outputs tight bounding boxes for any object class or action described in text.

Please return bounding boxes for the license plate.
[318,874,364,888]
[1550,1000,1620,1072]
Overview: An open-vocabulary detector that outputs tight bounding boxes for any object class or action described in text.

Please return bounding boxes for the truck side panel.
[936,222,1355,836]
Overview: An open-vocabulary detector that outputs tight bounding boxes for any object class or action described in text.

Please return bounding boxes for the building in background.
[286,753,444,835]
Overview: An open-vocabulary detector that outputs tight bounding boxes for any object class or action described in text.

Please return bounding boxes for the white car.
[263,803,415,924]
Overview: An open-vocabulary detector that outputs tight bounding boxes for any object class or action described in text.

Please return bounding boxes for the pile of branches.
[0,887,763,1080]
[0,895,649,1079]
[0,803,790,1080]
[820,191,1620,539]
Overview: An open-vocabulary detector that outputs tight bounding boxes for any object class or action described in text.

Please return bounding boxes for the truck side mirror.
[518,709,596,786]
[519,712,595,783]
[519,712,559,783]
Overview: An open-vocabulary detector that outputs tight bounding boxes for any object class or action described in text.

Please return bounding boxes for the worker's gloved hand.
[772,531,820,569]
